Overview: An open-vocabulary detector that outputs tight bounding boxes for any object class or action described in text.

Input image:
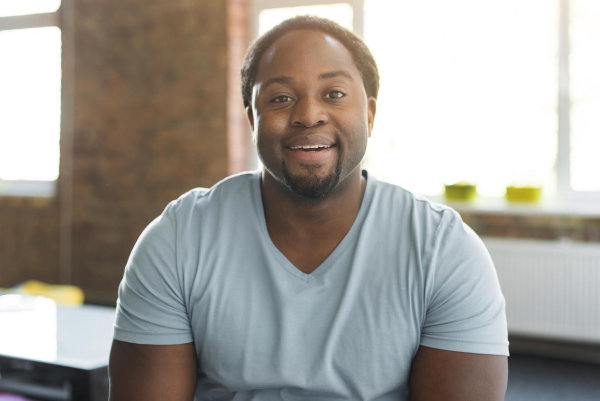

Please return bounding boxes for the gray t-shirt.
[114,170,508,400]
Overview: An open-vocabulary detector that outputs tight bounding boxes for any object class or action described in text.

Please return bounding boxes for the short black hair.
[240,15,380,109]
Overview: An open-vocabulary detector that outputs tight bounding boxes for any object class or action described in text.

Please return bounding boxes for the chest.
[186,245,424,398]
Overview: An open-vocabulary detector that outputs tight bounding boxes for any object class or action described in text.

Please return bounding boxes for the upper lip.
[285,134,335,149]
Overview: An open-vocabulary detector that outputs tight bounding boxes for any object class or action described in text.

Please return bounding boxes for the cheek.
[337,114,370,162]
[255,119,284,162]
[340,111,370,141]
[256,112,287,137]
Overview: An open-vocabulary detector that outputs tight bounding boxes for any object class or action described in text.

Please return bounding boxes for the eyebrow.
[261,70,354,89]
[318,70,354,81]
[262,76,294,88]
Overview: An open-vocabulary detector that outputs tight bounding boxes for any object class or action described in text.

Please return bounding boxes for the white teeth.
[290,145,332,150]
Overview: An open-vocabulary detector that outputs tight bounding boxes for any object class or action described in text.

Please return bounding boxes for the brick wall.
[228,0,251,174]
[462,213,600,242]
[1,0,236,304]
[0,197,60,286]
[68,0,231,303]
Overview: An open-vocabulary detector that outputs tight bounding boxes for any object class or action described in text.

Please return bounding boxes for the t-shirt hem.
[113,329,193,345]
[420,337,510,356]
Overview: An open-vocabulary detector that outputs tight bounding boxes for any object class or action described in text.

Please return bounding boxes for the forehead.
[256,29,360,82]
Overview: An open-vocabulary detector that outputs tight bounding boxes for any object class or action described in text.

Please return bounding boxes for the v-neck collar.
[251,170,375,283]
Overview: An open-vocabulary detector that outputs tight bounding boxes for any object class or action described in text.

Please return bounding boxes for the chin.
[282,161,342,199]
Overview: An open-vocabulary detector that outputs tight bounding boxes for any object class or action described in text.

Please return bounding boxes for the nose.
[291,97,327,128]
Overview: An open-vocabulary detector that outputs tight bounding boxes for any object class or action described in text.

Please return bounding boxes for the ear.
[246,106,255,131]
[367,97,377,137]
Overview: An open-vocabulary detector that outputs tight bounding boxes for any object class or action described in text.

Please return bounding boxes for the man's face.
[248,29,376,199]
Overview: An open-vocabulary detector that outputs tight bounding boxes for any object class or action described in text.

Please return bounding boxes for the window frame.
[248,0,600,214]
[0,6,61,197]
[556,0,600,204]
[249,0,364,38]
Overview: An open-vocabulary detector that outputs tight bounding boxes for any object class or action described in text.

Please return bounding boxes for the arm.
[108,340,197,401]
[409,345,507,401]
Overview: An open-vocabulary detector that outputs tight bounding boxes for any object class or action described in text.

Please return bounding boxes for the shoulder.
[130,171,259,256]
[365,172,484,272]
[367,172,461,232]
[162,171,260,219]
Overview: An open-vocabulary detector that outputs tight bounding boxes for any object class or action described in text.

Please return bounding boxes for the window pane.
[0,27,61,181]
[0,0,60,17]
[363,0,558,196]
[258,3,353,35]
[570,0,600,191]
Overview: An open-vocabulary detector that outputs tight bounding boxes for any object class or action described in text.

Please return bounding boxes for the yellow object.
[12,280,84,305]
[505,186,542,203]
[444,182,477,201]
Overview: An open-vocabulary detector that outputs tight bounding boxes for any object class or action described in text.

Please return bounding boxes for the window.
[257,3,354,34]
[250,0,600,208]
[250,1,361,37]
[0,1,61,196]
[569,0,600,192]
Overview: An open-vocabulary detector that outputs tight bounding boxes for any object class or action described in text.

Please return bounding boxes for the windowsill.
[427,196,600,218]
[0,180,57,198]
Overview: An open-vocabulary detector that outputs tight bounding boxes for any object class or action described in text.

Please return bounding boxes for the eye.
[271,95,294,103]
[324,90,346,99]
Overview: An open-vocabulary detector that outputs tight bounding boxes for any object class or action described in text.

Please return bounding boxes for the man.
[109,16,508,401]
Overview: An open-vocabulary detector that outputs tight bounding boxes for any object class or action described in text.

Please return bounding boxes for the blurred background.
[0,0,599,399]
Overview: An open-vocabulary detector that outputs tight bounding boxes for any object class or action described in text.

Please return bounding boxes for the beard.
[281,156,343,199]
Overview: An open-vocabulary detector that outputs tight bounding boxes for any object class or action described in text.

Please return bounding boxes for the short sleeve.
[420,210,509,356]
[113,202,193,345]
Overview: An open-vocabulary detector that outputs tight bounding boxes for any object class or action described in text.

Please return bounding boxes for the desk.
[0,295,115,401]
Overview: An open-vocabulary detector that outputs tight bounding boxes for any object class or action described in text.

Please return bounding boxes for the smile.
[288,144,334,151]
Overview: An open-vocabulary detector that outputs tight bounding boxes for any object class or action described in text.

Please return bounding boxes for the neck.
[261,167,365,227]
[260,167,366,273]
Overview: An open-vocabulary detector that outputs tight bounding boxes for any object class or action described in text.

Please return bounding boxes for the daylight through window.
[0,1,61,184]
[252,0,599,201]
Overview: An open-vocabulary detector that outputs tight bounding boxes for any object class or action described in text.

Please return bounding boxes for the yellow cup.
[444,182,477,201]
[505,186,542,203]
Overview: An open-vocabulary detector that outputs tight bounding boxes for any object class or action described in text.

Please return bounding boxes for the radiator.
[483,237,600,343]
